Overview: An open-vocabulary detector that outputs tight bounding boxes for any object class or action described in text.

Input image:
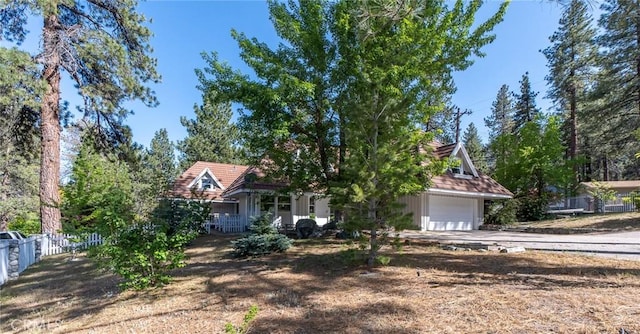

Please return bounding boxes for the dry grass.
[2,233,640,333]
[519,211,640,231]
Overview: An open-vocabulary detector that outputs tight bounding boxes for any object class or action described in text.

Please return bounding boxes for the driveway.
[399,230,640,261]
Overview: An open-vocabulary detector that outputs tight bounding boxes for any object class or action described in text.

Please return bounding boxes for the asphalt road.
[399,230,640,261]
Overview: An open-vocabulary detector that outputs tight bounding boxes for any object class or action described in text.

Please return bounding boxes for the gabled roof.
[222,165,289,197]
[170,161,250,201]
[173,141,513,201]
[428,142,511,198]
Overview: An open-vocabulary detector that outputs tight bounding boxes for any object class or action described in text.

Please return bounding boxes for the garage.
[427,195,477,231]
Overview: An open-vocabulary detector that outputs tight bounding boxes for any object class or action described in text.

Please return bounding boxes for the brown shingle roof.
[170,161,250,201]
[174,141,513,201]
[430,173,513,197]
[222,166,288,196]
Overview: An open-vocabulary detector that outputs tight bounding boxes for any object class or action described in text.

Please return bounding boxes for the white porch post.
[291,194,297,224]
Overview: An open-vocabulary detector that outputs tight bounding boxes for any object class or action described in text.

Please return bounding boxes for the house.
[399,142,512,231]
[170,161,332,232]
[578,181,640,212]
[171,142,512,232]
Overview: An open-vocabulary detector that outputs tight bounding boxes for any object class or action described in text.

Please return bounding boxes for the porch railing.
[205,213,246,233]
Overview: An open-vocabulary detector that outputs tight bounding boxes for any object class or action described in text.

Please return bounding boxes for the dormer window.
[201,178,214,191]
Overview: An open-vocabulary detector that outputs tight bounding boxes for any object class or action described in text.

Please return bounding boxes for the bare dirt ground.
[517,211,640,231]
[2,233,640,333]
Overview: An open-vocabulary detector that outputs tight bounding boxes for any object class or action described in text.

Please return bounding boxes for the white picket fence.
[0,233,103,286]
[0,242,9,286]
[40,233,103,256]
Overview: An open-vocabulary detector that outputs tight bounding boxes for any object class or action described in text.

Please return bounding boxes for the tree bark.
[40,14,62,234]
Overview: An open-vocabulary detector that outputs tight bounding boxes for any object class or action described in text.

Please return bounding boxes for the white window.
[309,196,315,214]
[201,177,214,191]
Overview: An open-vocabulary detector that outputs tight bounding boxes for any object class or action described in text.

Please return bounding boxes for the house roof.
[580,181,640,191]
[222,166,288,196]
[170,161,250,201]
[174,141,513,201]
[430,173,513,198]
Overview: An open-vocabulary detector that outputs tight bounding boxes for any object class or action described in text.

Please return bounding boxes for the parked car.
[0,231,27,240]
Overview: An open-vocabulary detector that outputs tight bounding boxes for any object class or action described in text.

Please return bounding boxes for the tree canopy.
[199,0,508,265]
[0,0,160,233]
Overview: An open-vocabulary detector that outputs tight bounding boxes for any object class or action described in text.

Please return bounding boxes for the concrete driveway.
[399,230,640,261]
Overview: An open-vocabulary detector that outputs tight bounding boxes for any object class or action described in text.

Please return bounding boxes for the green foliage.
[90,222,194,290]
[484,199,518,225]
[587,181,617,213]
[516,195,549,222]
[7,213,40,235]
[462,122,488,174]
[376,255,391,266]
[1,0,160,234]
[512,72,541,134]
[177,93,241,170]
[201,0,508,267]
[224,305,259,334]
[231,213,292,257]
[622,191,640,212]
[0,47,42,231]
[62,144,135,235]
[493,115,572,220]
[62,143,204,290]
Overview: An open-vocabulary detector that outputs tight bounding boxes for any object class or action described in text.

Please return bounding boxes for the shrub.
[90,222,196,290]
[516,195,549,221]
[8,213,40,235]
[231,213,292,257]
[622,191,640,212]
[485,199,518,225]
[225,305,259,334]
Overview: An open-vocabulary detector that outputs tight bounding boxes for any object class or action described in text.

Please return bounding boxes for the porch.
[204,213,248,233]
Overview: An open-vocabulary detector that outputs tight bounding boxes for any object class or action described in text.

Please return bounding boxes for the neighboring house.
[577,181,640,212]
[171,142,513,232]
[399,142,512,231]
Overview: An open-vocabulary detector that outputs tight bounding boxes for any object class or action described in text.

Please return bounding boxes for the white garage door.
[428,195,476,231]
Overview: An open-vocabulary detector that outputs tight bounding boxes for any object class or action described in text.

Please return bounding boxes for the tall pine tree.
[485,84,514,174]
[543,0,597,182]
[512,72,540,134]
[462,122,487,174]
[589,0,640,179]
[0,1,160,233]
[177,93,240,170]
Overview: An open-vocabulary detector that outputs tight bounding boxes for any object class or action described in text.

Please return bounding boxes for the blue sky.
[4,1,569,148]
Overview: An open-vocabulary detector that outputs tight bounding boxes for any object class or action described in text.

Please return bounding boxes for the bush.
[231,213,292,257]
[91,222,196,290]
[485,199,518,225]
[8,213,40,235]
[516,195,549,221]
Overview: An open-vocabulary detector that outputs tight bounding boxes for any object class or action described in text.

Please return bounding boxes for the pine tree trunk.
[40,14,62,234]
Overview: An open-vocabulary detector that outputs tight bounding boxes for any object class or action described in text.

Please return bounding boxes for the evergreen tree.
[462,123,488,174]
[589,0,640,179]
[177,93,240,170]
[146,129,177,195]
[0,47,42,231]
[484,84,514,140]
[485,84,514,174]
[0,1,160,233]
[199,0,508,266]
[512,72,541,134]
[543,0,597,176]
